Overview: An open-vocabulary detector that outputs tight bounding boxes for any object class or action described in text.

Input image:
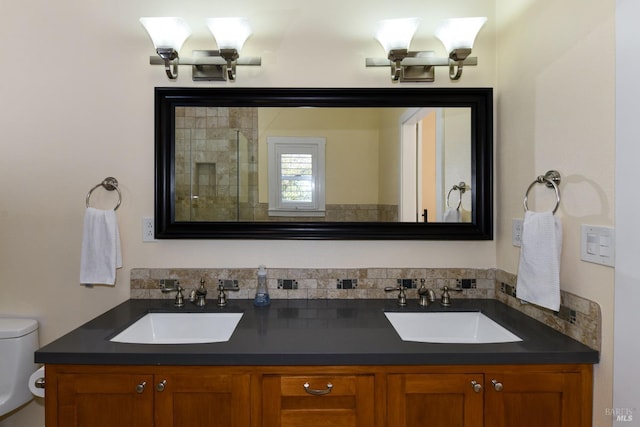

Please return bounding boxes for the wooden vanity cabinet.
[154,369,251,427]
[387,373,484,427]
[45,364,592,427]
[51,369,154,427]
[45,365,252,427]
[387,365,592,427]
[482,366,590,427]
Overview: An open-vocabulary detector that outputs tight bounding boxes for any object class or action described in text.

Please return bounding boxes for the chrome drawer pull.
[136,381,146,394]
[491,379,504,392]
[156,379,167,392]
[303,382,333,395]
[471,380,482,393]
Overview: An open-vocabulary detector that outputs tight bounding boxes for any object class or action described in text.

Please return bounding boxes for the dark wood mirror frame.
[155,87,493,240]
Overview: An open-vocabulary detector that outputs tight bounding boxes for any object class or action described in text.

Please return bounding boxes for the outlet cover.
[142,217,155,242]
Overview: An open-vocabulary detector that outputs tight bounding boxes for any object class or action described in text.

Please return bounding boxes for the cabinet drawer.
[262,374,375,427]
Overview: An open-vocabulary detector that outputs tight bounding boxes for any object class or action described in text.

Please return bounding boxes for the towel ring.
[523,170,561,214]
[86,177,122,210]
[446,182,468,209]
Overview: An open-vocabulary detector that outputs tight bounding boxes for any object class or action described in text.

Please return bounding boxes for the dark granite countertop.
[35,298,599,366]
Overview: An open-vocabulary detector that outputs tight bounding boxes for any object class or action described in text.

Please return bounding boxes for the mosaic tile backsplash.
[130,267,601,350]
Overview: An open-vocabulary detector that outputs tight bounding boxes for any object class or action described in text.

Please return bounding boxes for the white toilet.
[0,318,39,416]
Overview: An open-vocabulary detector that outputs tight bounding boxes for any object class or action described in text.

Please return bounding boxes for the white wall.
[0,1,495,425]
[614,0,640,424]
[495,0,615,425]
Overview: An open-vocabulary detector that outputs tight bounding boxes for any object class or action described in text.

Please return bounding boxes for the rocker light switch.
[586,233,598,255]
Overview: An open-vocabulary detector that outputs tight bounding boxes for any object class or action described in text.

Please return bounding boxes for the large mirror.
[155,87,492,239]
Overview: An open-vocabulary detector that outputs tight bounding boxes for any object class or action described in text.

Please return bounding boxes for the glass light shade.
[206,17,252,51]
[374,18,421,53]
[140,17,191,51]
[435,17,487,52]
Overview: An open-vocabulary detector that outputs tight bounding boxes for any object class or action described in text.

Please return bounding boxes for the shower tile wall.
[175,106,258,221]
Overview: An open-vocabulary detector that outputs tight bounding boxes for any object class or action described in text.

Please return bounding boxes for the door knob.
[156,379,167,392]
[471,380,482,393]
[491,379,503,392]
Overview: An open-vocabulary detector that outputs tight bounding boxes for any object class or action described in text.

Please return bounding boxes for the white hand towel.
[443,207,461,222]
[516,211,562,311]
[80,208,122,285]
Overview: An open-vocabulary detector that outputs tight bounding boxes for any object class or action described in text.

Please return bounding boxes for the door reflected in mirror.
[174,106,472,223]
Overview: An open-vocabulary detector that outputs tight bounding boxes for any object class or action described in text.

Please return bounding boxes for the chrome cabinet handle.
[303,382,333,396]
[491,379,503,392]
[471,380,482,393]
[156,379,167,392]
[136,381,146,394]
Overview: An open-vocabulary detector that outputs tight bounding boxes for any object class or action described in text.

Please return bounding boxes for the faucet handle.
[216,280,239,307]
[384,286,407,307]
[160,280,184,307]
[217,283,227,307]
[174,286,185,308]
[439,286,462,307]
[440,286,451,306]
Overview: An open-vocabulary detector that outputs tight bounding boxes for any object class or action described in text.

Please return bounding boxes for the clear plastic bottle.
[253,265,270,307]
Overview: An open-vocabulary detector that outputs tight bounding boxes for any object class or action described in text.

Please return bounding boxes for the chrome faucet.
[418,279,436,307]
[195,278,208,307]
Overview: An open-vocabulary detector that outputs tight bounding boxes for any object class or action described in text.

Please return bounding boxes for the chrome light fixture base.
[192,50,230,81]
[365,50,477,83]
[149,51,262,82]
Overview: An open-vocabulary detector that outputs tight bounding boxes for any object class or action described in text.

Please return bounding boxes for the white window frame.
[267,136,326,217]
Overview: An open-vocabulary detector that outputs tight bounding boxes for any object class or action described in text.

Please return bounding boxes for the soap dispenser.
[254,265,270,307]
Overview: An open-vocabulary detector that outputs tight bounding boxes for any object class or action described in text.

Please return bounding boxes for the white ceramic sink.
[110,312,243,344]
[384,311,522,344]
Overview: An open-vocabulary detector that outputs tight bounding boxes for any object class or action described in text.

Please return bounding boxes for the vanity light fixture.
[435,17,487,80]
[374,17,422,82]
[140,17,192,79]
[204,18,252,81]
[366,17,487,82]
[141,16,261,82]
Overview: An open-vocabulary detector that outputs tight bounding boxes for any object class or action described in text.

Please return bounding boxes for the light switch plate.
[581,225,614,267]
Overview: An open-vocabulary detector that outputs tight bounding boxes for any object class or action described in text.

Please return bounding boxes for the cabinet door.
[262,374,375,427]
[387,373,483,427]
[154,369,251,427]
[484,372,584,427]
[55,372,154,427]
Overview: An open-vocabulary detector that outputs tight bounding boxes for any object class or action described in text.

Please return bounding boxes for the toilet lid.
[0,318,38,338]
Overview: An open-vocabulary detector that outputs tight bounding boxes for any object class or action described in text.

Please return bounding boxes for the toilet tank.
[0,318,39,416]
